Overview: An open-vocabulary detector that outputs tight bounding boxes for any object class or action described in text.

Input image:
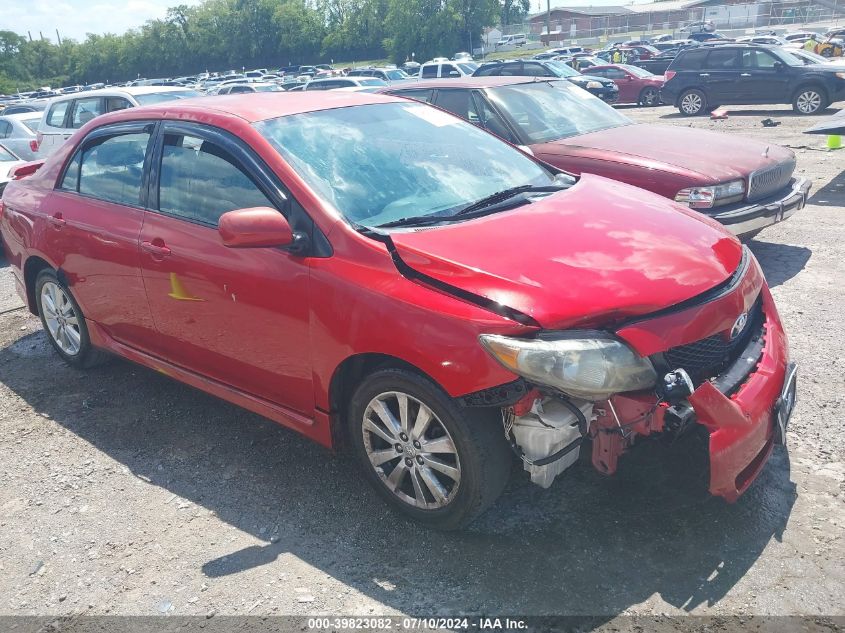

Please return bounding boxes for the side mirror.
[773,61,784,71]
[447,71,461,78]
[218,207,295,249]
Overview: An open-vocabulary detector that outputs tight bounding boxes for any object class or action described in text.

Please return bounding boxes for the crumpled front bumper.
[703,177,811,239]
[687,285,795,501]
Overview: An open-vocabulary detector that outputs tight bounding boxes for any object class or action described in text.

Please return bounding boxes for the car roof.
[43,86,195,104]
[85,92,405,126]
[0,111,43,122]
[382,76,562,90]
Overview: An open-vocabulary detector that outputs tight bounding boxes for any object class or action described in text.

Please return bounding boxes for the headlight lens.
[479,333,657,401]
[675,179,745,209]
[585,80,603,89]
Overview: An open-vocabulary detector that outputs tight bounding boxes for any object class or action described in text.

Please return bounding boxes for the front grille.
[661,297,763,384]
[747,159,795,202]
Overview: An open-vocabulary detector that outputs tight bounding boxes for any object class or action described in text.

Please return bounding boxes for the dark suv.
[473,59,619,102]
[662,43,845,115]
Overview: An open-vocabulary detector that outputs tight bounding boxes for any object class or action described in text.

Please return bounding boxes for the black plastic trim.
[459,379,528,407]
[386,239,540,327]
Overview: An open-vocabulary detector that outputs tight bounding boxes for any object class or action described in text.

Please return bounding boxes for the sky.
[1,0,203,43]
[1,0,649,44]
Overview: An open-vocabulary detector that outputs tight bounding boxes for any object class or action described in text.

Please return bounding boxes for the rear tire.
[678,88,707,116]
[347,368,512,530]
[792,86,828,114]
[639,87,659,107]
[34,269,109,369]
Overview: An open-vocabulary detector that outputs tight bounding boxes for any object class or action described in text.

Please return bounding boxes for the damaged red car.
[0,93,797,529]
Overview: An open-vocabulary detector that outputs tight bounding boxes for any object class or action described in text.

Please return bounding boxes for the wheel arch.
[792,80,829,103]
[23,255,54,315]
[327,353,444,447]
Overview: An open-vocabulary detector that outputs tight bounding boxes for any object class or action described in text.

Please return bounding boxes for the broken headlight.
[479,333,657,401]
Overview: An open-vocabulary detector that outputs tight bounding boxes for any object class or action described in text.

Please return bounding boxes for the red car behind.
[586,63,665,106]
[0,93,797,528]
[384,77,810,239]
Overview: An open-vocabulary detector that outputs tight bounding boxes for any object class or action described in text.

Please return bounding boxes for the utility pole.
[56,29,62,46]
[546,0,551,45]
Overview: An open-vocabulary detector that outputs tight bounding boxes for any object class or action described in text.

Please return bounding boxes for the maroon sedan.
[586,64,664,106]
[384,77,810,239]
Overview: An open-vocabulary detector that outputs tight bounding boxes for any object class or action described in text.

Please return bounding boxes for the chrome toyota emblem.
[730,312,748,339]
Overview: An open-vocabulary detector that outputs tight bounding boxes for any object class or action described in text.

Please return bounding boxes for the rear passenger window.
[473,65,499,77]
[498,63,524,76]
[74,132,151,206]
[46,101,70,128]
[435,90,475,119]
[441,64,459,76]
[673,48,708,70]
[706,49,740,69]
[71,98,104,129]
[421,65,438,78]
[158,133,274,226]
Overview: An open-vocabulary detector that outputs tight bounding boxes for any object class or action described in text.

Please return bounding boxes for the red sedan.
[0,93,796,528]
[586,63,665,106]
[384,77,810,239]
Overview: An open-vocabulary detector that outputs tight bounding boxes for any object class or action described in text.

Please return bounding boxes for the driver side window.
[158,132,274,226]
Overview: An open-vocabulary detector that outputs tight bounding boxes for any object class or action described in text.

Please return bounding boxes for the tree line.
[0,0,530,93]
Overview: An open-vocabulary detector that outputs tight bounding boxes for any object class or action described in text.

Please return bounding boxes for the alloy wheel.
[641,88,658,106]
[362,391,461,510]
[681,92,703,115]
[40,281,82,356]
[796,90,822,114]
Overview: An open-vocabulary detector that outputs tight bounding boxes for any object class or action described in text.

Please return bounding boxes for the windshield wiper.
[452,184,565,217]
[376,214,451,229]
[375,183,566,230]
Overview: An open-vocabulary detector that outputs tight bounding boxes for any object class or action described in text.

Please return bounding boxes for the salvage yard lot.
[0,104,843,619]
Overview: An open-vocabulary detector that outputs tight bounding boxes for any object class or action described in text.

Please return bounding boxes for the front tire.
[793,86,828,114]
[347,368,512,530]
[35,269,108,368]
[678,88,707,116]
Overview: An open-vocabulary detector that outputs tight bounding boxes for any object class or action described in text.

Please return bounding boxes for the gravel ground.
[0,104,843,622]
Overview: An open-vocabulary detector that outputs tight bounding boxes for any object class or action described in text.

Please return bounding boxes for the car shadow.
[807,168,845,207]
[0,330,797,616]
[659,107,841,120]
[747,239,812,287]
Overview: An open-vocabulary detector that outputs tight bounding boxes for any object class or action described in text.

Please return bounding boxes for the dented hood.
[389,175,743,329]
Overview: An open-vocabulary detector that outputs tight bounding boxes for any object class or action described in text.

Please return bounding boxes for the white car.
[214,82,285,94]
[303,77,387,90]
[418,60,479,78]
[0,142,28,198]
[0,112,44,160]
[36,86,201,156]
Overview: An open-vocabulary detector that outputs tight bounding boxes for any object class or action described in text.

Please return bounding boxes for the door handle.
[48,213,66,228]
[740,73,751,77]
[141,240,172,257]
[699,73,710,77]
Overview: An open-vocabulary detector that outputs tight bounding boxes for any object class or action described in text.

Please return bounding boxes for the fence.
[492,0,845,47]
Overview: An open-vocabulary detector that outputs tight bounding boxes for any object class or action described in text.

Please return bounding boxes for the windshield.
[772,48,806,67]
[0,144,18,161]
[544,60,580,77]
[487,80,631,144]
[255,102,552,228]
[135,90,202,105]
[254,84,283,92]
[458,63,479,74]
[385,69,410,80]
[620,64,654,77]
[359,78,388,86]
